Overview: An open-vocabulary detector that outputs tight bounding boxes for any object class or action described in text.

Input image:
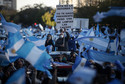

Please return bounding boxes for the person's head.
[47,34,52,40]
[60,29,64,34]
[55,58,59,62]
[83,47,86,51]
[59,34,64,38]
[89,60,95,64]
[15,59,24,69]
[71,52,76,57]
[103,62,111,67]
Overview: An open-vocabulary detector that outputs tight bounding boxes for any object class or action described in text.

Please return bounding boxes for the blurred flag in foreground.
[6,68,25,84]
[107,79,122,84]
[16,41,52,78]
[68,68,96,84]
[72,56,86,72]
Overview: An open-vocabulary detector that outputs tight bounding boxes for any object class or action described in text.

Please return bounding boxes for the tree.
[74,0,125,28]
[13,4,53,27]
[42,9,56,27]
[74,6,98,25]
[0,9,17,22]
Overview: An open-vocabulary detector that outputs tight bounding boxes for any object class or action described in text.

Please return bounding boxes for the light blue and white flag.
[27,36,46,50]
[16,40,52,72]
[78,28,94,55]
[93,8,125,22]
[104,8,125,17]
[88,50,125,63]
[76,37,109,51]
[72,56,87,72]
[6,68,25,84]
[86,27,95,36]
[3,32,23,63]
[77,29,89,38]
[24,29,33,37]
[0,13,20,33]
[6,32,24,56]
[93,12,106,22]
[68,67,96,84]
[6,31,52,78]
[95,24,100,37]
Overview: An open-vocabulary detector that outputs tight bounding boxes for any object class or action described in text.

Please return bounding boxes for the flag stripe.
[25,46,43,65]
[32,40,45,46]
[78,37,109,51]
[16,41,35,58]
[88,50,125,63]
[5,68,25,84]
[74,58,86,73]
[3,25,17,33]
[13,39,24,51]
[34,51,51,71]
[7,39,24,56]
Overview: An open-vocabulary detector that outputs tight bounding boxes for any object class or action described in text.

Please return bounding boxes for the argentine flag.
[23,29,33,37]
[72,56,87,73]
[76,36,109,51]
[68,67,96,84]
[0,14,52,78]
[16,40,52,71]
[86,27,95,36]
[6,32,52,78]
[88,50,125,63]
[6,32,24,56]
[0,14,20,33]
[5,32,24,63]
[6,68,25,84]
[27,36,46,50]
[95,24,100,37]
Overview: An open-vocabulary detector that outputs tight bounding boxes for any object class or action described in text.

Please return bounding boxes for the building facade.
[0,0,4,5]
[0,0,16,10]
[59,0,105,7]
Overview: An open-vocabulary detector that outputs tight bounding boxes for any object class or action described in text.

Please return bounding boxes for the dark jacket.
[55,38,65,51]
[55,32,70,51]
[45,39,55,51]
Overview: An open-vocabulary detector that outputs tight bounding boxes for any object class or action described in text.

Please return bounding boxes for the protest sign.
[56,5,73,29]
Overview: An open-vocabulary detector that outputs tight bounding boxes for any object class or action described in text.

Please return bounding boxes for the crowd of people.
[0,25,125,84]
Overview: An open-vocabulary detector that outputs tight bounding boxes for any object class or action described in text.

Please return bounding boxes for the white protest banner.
[56,5,73,29]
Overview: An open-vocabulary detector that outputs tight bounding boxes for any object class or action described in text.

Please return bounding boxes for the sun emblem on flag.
[82,43,84,46]
[89,38,93,41]
[11,49,16,54]
[81,62,84,67]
